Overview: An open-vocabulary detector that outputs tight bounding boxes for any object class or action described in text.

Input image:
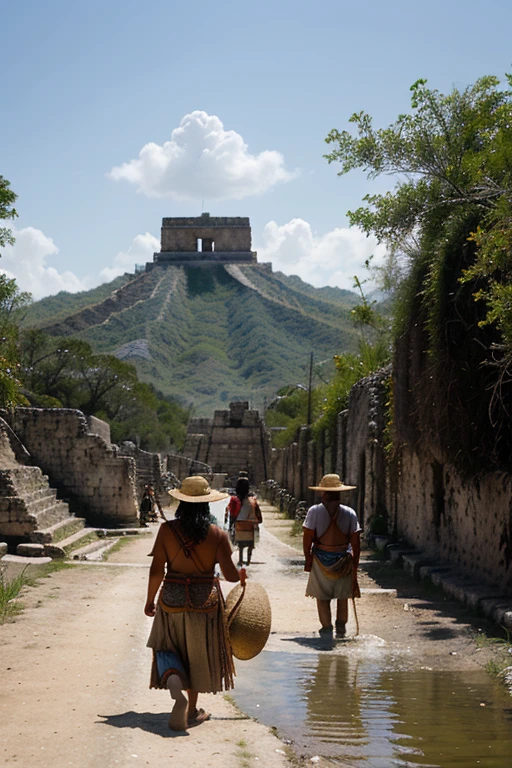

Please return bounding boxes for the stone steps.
[0,466,50,495]
[29,516,86,545]
[24,487,58,506]
[43,528,100,559]
[382,543,512,631]
[27,500,71,530]
[71,537,121,561]
[0,459,77,543]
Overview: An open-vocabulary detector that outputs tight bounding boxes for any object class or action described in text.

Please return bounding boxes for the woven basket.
[226,582,272,660]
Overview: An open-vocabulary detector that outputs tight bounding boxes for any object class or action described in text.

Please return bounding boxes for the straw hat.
[168,476,228,503]
[309,473,356,492]
[226,582,272,660]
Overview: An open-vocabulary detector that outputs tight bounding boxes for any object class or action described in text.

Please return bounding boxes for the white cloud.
[1,221,384,302]
[257,219,387,291]
[108,110,297,200]
[0,227,91,300]
[1,228,160,300]
[99,232,159,282]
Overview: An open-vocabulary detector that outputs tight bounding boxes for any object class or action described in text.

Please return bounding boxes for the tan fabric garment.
[305,557,353,601]
[147,601,235,693]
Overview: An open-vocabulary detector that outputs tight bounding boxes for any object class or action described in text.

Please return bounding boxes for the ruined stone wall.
[266,366,512,593]
[87,415,111,444]
[344,369,390,531]
[2,409,138,526]
[390,449,512,592]
[269,421,344,510]
[344,370,512,593]
[116,443,165,497]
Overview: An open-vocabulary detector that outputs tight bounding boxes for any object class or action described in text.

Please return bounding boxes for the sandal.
[187,707,211,727]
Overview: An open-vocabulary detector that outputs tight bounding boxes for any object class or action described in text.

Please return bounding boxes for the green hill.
[21,264,361,415]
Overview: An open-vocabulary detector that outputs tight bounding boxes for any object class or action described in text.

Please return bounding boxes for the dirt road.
[0,504,504,767]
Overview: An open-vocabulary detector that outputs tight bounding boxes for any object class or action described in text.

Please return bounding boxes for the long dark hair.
[235,478,250,501]
[175,501,211,544]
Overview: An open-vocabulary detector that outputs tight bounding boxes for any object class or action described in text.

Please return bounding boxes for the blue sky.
[2,0,511,298]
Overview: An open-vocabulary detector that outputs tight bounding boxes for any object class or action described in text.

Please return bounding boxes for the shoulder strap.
[317,505,345,545]
[167,520,206,571]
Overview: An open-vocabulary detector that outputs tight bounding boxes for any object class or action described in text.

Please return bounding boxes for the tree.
[19,330,188,450]
[0,176,18,252]
[0,275,31,405]
[325,75,512,251]
[325,75,512,472]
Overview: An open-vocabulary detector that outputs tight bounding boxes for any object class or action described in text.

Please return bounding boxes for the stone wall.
[267,367,512,595]
[389,449,512,593]
[87,415,111,444]
[343,368,390,531]
[2,409,138,527]
[269,423,342,510]
[116,443,165,497]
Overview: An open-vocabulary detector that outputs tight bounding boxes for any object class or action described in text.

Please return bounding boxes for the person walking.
[302,474,361,645]
[144,476,246,731]
[227,477,262,566]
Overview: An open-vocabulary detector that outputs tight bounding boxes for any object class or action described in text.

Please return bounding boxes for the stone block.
[0,542,7,556]
[16,542,45,557]
[388,545,416,564]
[402,553,437,578]
[464,585,504,610]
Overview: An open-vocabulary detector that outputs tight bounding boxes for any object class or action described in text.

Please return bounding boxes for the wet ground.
[233,642,512,767]
[2,499,511,767]
[229,503,512,768]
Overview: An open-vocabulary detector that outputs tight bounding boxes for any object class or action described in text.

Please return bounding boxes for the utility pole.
[307,351,313,427]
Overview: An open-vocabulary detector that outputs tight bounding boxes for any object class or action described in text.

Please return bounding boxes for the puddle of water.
[232,649,512,767]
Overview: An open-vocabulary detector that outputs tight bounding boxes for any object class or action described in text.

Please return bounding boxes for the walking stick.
[352,596,360,636]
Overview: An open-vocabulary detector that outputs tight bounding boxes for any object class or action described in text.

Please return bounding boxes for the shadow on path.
[97,711,189,738]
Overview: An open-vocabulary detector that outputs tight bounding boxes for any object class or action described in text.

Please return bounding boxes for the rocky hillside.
[21,265,361,414]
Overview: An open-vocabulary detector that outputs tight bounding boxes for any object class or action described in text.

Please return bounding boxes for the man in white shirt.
[303,474,361,644]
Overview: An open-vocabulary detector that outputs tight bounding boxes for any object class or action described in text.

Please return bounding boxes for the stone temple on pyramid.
[146,213,259,271]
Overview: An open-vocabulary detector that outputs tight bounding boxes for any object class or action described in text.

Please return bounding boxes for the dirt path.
[0,504,504,767]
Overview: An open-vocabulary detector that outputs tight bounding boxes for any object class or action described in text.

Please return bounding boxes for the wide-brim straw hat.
[226,582,272,660]
[309,473,356,492]
[168,475,229,503]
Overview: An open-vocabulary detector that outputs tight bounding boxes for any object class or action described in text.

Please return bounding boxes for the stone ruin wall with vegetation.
[268,369,512,595]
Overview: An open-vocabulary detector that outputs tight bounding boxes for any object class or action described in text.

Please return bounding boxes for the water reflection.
[232,648,512,767]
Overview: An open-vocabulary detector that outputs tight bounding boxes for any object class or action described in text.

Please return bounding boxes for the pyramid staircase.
[0,463,99,556]
[0,418,151,560]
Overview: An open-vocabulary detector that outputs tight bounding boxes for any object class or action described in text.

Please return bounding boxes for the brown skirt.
[146,601,235,693]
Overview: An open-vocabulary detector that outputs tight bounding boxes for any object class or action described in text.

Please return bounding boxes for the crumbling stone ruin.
[175,401,271,485]
[1,408,138,529]
[0,418,73,541]
[147,213,258,269]
[117,442,166,497]
[267,367,512,600]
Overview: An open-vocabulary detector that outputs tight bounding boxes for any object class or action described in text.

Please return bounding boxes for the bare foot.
[168,691,188,731]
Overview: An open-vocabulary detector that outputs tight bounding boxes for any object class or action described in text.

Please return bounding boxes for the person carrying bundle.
[226,477,262,566]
